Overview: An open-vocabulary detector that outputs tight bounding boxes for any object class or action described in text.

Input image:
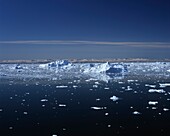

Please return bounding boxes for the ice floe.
[148,89,165,93]
[91,107,107,110]
[145,84,156,88]
[110,96,119,101]
[133,111,141,115]
[159,83,170,88]
[148,101,158,105]
[41,99,48,102]
[56,85,68,88]
[59,104,66,107]
[163,108,169,111]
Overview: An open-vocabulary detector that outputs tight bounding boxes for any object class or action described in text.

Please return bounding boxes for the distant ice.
[59,104,66,107]
[41,99,48,102]
[148,101,158,105]
[145,84,156,88]
[163,108,169,111]
[159,83,170,88]
[91,107,107,110]
[56,86,68,88]
[133,111,141,115]
[110,96,119,101]
[148,89,165,93]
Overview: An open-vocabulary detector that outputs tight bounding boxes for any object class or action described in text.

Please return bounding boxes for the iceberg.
[39,60,127,74]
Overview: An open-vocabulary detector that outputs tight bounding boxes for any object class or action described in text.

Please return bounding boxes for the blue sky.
[0,0,170,59]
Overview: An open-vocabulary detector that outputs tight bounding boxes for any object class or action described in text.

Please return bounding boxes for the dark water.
[0,75,170,136]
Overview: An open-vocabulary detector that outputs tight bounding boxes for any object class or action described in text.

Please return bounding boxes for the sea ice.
[163,108,169,111]
[41,99,48,102]
[159,83,170,88]
[133,111,141,115]
[148,101,158,105]
[148,89,165,93]
[59,104,66,107]
[56,85,68,88]
[110,96,119,101]
[145,84,156,88]
[91,107,107,110]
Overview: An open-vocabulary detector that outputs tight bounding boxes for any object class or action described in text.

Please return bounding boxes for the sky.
[0,0,170,60]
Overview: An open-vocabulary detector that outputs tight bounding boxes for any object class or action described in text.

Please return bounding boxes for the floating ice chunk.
[148,101,158,105]
[0,109,2,112]
[73,85,78,88]
[95,82,100,85]
[110,96,119,101]
[23,111,28,115]
[41,99,48,102]
[152,107,157,110]
[133,111,141,115]
[145,84,156,88]
[105,113,109,116]
[159,83,170,88]
[52,135,57,136]
[163,108,169,111]
[104,87,109,90]
[56,85,68,88]
[126,86,133,91]
[93,85,98,88]
[167,69,170,72]
[59,104,66,107]
[148,89,165,93]
[108,125,111,128]
[127,80,134,82]
[91,107,107,110]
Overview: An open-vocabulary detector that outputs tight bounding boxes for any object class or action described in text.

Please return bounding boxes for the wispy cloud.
[0,40,170,48]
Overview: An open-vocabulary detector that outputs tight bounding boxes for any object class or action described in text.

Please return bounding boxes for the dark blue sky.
[0,0,170,59]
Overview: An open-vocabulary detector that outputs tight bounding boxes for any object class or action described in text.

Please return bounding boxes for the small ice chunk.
[108,125,111,128]
[0,109,3,112]
[133,111,141,115]
[23,111,28,115]
[9,126,13,130]
[110,96,119,101]
[95,82,100,85]
[104,87,109,90]
[105,113,109,116]
[126,86,132,91]
[59,104,66,107]
[167,69,170,72]
[41,99,48,102]
[145,84,156,88]
[56,85,68,88]
[163,108,169,111]
[91,107,107,110]
[148,89,165,93]
[152,107,157,110]
[127,80,134,82]
[52,135,57,136]
[93,85,98,88]
[73,85,78,88]
[148,101,158,105]
[159,83,170,88]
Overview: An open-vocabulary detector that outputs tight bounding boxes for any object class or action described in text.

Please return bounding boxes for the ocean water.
[0,62,170,136]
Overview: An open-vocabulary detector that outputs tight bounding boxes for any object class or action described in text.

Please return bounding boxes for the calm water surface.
[0,75,170,136]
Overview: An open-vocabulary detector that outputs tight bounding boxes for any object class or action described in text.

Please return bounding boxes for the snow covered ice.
[1,60,170,82]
